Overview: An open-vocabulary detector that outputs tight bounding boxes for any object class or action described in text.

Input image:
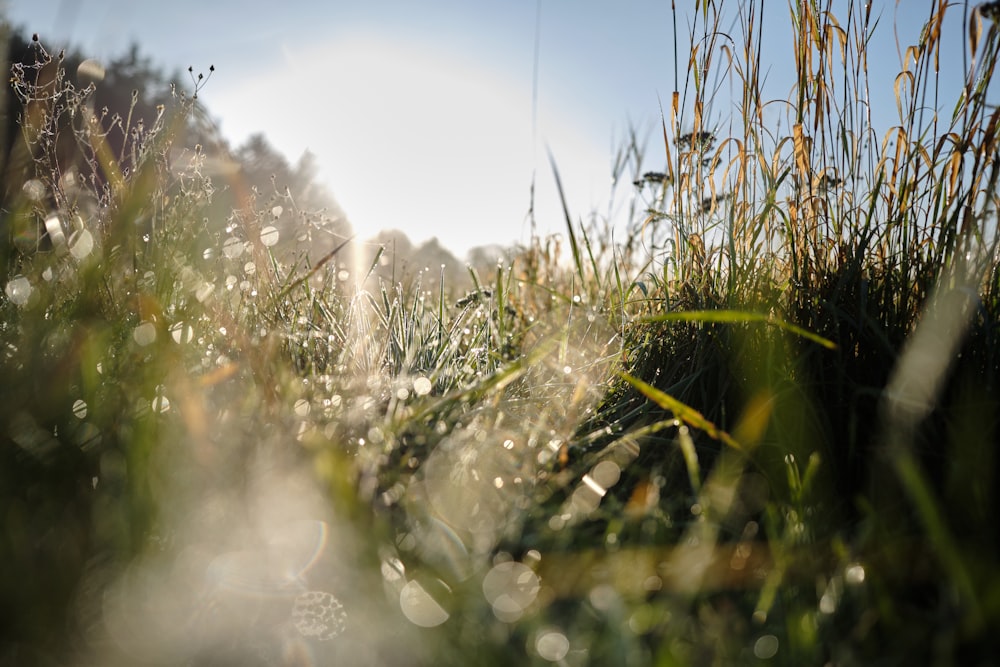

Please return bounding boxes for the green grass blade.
[620,371,743,451]
[547,146,585,283]
[641,310,838,350]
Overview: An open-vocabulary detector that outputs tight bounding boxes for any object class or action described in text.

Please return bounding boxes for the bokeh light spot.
[413,376,433,396]
[69,229,94,260]
[482,561,539,622]
[260,225,280,247]
[5,275,32,306]
[754,634,779,659]
[291,590,347,640]
[400,580,449,627]
[536,630,570,661]
[133,322,157,346]
[222,236,245,259]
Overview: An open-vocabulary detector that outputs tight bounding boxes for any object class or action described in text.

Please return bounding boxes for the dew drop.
[399,580,449,627]
[536,630,570,661]
[591,460,621,488]
[482,561,539,622]
[753,634,779,659]
[222,236,245,259]
[260,225,280,247]
[133,322,156,346]
[845,563,866,585]
[413,377,433,396]
[22,180,46,201]
[68,229,94,260]
[72,399,88,419]
[169,321,194,344]
[44,214,66,248]
[4,275,32,306]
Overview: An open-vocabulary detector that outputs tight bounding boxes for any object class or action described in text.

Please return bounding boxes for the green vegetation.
[2,2,1000,665]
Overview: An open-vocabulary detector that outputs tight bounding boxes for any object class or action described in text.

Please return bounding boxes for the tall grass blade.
[620,371,743,451]
[547,146,585,283]
[641,310,838,349]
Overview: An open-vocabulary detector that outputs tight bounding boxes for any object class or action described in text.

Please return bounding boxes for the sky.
[2,0,966,257]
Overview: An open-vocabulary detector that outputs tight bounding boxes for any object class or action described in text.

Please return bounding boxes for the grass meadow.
[2,1,1000,665]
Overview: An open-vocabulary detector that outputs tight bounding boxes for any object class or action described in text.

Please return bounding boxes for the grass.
[2,1,1000,665]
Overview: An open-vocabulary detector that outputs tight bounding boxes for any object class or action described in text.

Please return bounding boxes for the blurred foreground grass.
[3,2,1000,665]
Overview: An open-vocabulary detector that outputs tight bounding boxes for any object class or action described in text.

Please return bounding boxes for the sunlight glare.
[212,33,610,255]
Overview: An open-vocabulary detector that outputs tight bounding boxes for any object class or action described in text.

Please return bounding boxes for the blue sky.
[3,0,967,256]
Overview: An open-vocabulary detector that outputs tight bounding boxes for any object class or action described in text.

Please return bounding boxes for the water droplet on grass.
[535,630,570,661]
[592,460,621,488]
[169,322,194,344]
[44,214,67,248]
[260,225,280,247]
[400,580,449,627]
[72,399,88,419]
[22,180,46,201]
[845,563,866,585]
[5,275,32,306]
[222,236,244,258]
[133,322,156,346]
[753,634,779,659]
[413,377,432,396]
[69,229,94,260]
[482,561,539,622]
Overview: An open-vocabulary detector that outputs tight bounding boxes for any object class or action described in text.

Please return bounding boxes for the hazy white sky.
[4,0,963,256]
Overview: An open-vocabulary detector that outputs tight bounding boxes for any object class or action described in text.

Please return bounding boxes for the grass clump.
[2,2,1000,665]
